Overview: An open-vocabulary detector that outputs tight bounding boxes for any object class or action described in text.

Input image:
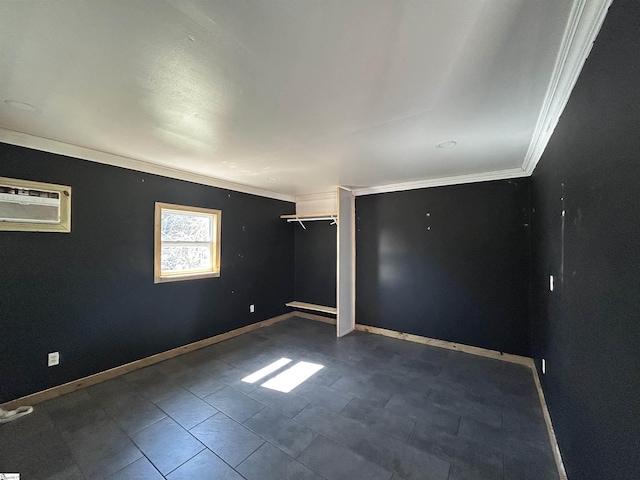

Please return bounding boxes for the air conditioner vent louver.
[0,177,71,232]
[0,187,61,223]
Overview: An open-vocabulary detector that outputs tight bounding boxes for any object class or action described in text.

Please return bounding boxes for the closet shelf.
[280,213,337,221]
[286,301,337,315]
[281,212,337,228]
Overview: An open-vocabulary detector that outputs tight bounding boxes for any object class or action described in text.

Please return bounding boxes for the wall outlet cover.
[48,351,60,367]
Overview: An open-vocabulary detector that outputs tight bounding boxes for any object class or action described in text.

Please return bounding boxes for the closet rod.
[285,216,336,222]
[280,213,338,227]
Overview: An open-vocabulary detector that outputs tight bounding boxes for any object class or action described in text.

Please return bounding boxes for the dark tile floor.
[0,317,559,480]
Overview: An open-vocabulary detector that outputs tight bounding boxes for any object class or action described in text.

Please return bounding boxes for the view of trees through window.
[160,210,213,273]
[154,202,221,283]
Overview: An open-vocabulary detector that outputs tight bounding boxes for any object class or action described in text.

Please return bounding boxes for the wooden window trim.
[154,202,221,283]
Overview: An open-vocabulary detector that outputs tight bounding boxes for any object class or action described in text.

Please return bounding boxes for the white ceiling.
[0,1,610,200]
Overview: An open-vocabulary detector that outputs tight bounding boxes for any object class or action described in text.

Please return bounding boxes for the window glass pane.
[161,245,212,273]
[161,211,212,242]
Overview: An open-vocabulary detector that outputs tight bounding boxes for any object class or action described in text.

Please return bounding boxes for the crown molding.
[522,0,612,174]
[0,128,295,203]
[352,168,528,196]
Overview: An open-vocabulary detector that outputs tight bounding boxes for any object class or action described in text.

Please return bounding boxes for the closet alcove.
[281,187,355,337]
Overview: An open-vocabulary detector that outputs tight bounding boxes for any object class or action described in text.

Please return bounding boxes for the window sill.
[154,271,220,284]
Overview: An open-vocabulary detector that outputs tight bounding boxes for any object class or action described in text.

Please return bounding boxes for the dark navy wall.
[356,179,531,356]
[0,143,294,403]
[530,2,640,478]
[294,221,336,307]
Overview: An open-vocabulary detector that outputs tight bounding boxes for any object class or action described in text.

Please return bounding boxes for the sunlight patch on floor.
[241,357,292,384]
[261,361,324,393]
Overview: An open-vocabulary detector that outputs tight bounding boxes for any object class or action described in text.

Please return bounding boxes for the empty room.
[0,1,638,479]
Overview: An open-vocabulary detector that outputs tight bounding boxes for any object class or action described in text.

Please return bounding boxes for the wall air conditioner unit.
[0,177,71,232]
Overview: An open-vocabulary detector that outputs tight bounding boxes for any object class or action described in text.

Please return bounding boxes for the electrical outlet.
[542,358,546,374]
[48,351,60,367]
[249,304,255,313]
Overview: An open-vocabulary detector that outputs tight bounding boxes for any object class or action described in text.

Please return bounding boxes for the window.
[154,202,221,283]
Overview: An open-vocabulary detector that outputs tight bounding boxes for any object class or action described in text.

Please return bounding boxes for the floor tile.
[44,390,109,435]
[203,386,265,422]
[218,346,285,372]
[0,405,56,439]
[166,449,244,480]
[502,406,547,439]
[122,365,158,383]
[132,416,204,475]
[391,473,410,480]
[181,350,232,372]
[355,353,411,379]
[448,463,501,480]
[330,373,394,408]
[375,337,430,360]
[503,435,556,472]
[64,416,143,480]
[104,393,167,435]
[408,422,502,479]
[127,372,186,404]
[295,383,354,412]
[85,377,138,408]
[503,453,559,480]
[203,365,258,393]
[294,403,370,446]
[248,386,310,418]
[428,389,502,429]
[350,429,450,480]
[190,413,264,467]
[457,417,504,451]
[157,389,217,429]
[385,392,461,434]
[243,406,317,457]
[105,457,163,480]
[0,424,78,480]
[237,442,324,480]
[417,346,452,363]
[298,362,346,388]
[298,435,393,480]
[173,369,226,398]
[340,397,416,441]
[153,357,191,379]
[44,464,85,480]
[403,367,443,394]
[316,343,369,364]
[401,355,444,375]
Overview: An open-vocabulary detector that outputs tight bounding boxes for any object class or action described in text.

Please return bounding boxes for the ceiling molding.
[0,128,295,203]
[522,0,612,174]
[352,168,528,197]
